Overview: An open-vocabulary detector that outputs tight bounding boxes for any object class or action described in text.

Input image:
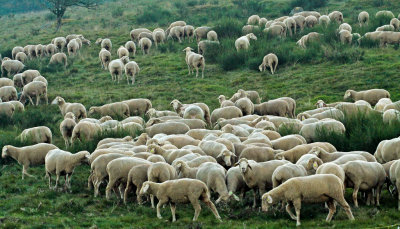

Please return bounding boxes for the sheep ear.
[216,152,224,158]
[234,162,239,166]
[313,161,319,170]
[142,184,149,193]
[248,164,253,170]
[267,195,273,204]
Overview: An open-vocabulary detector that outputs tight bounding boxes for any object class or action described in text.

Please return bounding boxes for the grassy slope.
[1,0,400,227]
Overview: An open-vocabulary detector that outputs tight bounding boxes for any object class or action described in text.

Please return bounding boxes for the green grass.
[1,0,400,227]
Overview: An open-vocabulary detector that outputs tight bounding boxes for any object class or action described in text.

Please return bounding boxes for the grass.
[1,0,400,227]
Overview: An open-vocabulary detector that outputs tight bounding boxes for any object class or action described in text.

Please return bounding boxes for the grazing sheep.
[294,11,321,19]
[98,38,112,51]
[108,58,127,83]
[234,97,254,116]
[122,98,152,116]
[18,126,52,144]
[167,26,184,43]
[378,31,400,47]
[146,122,190,138]
[254,100,290,117]
[296,154,323,175]
[138,37,152,55]
[316,162,345,183]
[375,138,400,163]
[239,146,275,162]
[125,41,136,56]
[329,11,344,23]
[0,102,15,117]
[183,26,194,42]
[88,102,129,119]
[194,26,211,43]
[275,142,336,163]
[198,140,235,166]
[2,143,58,179]
[67,39,80,56]
[259,17,268,27]
[71,121,102,144]
[53,37,67,51]
[45,44,57,56]
[12,46,24,59]
[226,166,250,199]
[390,18,400,30]
[305,15,318,28]
[99,48,111,70]
[389,160,400,210]
[261,174,354,226]
[51,96,86,119]
[130,28,152,41]
[117,46,129,59]
[211,106,243,124]
[376,25,395,32]
[235,33,257,51]
[293,15,306,31]
[124,61,140,85]
[375,98,392,111]
[339,29,353,44]
[358,11,369,27]
[376,10,395,18]
[49,53,68,68]
[284,17,297,36]
[296,32,320,49]
[8,101,24,112]
[218,95,235,107]
[344,89,390,106]
[19,81,48,106]
[271,135,306,151]
[341,161,386,207]
[237,158,289,207]
[259,53,278,74]
[124,164,151,203]
[147,162,177,207]
[310,146,375,163]
[299,119,345,143]
[45,149,89,190]
[1,60,24,77]
[229,89,261,104]
[60,113,76,147]
[248,15,260,25]
[21,69,40,86]
[207,30,218,41]
[0,86,17,102]
[32,76,47,86]
[272,163,307,188]
[242,25,260,35]
[139,179,221,222]
[138,32,153,41]
[319,15,330,27]
[197,40,220,55]
[15,52,27,63]
[264,25,285,38]
[152,29,166,47]
[383,109,400,124]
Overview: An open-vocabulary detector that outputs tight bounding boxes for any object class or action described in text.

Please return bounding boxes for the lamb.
[71,121,102,143]
[293,15,306,31]
[316,162,345,183]
[130,28,152,41]
[45,44,57,56]
[152,29,166,47]
[271,135,306,151]
[99,48,111,70]
[248,15,260,25]
[139,179,221,222]
[319,15,330,27]
[109,57,129,83]
[2,143,58,179]
[341,161,385,207]
[18,126,52,144]
[272,163,307,188]
[259,53,278,74]
[376,10,395,18]
[124,164,151,203]
[122,98,152,116]
[12,46,24,59]
[67,39,79,56]
[183,26,194,42]
[117,46,129,58]
[218,95,235,107]
[207,30,218,41]
[237,158,289,207]
[389,159,400,210]
[60,112,76,147]
[305,15,318,28]
[1,60,24,77]
[344,89,390,106]
[254,100,290,117]
[51,96,86,119]
[210,106,243,125]
[375,98,392,111]
[310,146,375,163]
[390,18,400,30]
[138,37,152,55]
[124,61,140,85]
[194,26,211,42]
[49,53,68,68]
[339,29,353,44]
[275,142,336,163]
[145,122,190,138]
[168,26,184,43]
[45,149,89,190]
[261,174,354,226]
[15,52,27,63]
[329,11,344,23]
[235,33,257,51]
[239,146,275,162]
[378,31,400,47]
[198,140,235,166]
[0,86,17,102]
[147,162,177,207]
[299,119,345,143]
[125,41,136,56]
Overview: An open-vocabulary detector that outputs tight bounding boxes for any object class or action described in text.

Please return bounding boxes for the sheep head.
[218,95,225,104]
[64,112,76,121]
[99,116,113,123]
[308,146,322,157]
[306,157,322,172]
[95,38,103,45]
[146,118,162,127]
[246,33,257,40]
[261,193,274,212]
[182,47,193,54]
[77,151,90,165]
[139,181,155,196]
[170,99,182,112]
[88,107,99,116]
[217,150,236,167]
[1,146,9,158]
[146,108,156,118]
[344,90,354,100]
[315,100,326,108]
[51,96,65,106]
[236,158,251,173]
[121,56,130,65]
[274,153,285,160]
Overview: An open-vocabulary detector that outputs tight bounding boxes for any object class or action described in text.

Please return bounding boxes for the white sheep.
[125,41,136,56]
[12,46,24,59]
[2,143,58,179]
[235,33,257,51]
[99,48,111,70]
[319,15,330,27]
[296,32,320,49]
[67,39,80,56]
[389,159,400,210]
[18,126,52,144]
[117,46,129,59]
[124,61,140,85]
[259,53,278,74]
[108,57,128,83]
[247,15,260,25]
[45,44,57,56]
[329,11,344,23]
[375,98,392,111]
[272,163,307,188]
[1,60,24,77]
[344,89,390,106]
[138,37,152,55]
[49,53,68,68]
[152,29,166,47]
[182,26,194,42]
[98,38,112,51]
[263,25,285,38]
[376,10,395,18]
[53,37,67,51]
[390,18,400,30]
[19,81,48,106]
[0,86,17,102]
[194,26,211,43]
[358,11,369,27]
[15,52,27,63]
[383,109,400,124]
[210,106,243,124]
[300,119,345,143]
[130,28,152,41]
[51,96,87,119]
[71,121,102,143]
[182,47,205,78]
[45,149,89,190]
[0,102,15,117]
[207,30,218,41]
[60,112,76,147]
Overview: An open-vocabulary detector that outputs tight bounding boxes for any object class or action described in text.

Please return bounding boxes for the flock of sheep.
[2,8,400,227]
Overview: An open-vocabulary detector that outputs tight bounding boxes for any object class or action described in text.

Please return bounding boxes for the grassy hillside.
[1,0,400,227]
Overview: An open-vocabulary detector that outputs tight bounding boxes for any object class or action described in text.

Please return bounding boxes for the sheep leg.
[156,198,168,219]
[170,203,177,222]
[352,185,359,207]
[204,199,222,221]
[190,198,201,221]
[150,194,155,208]
[334,193,354,220]
[325,199,336,222]
[54,173,60,190]
[118,183,125,199]
[293,199,302,226]
[105,179,115,200]
[376,185,382,206]
[132,76,135,85]
[202,66,204,79]
[123,184,131,204]
[269,64,273,74]
[46,172,52,188]
[35,94,40,106]
[196,67,199,78]
[285,203,297,220]
[187,65,191,75]
[252,188,258,208]
[64,174,69,191]
[87,173,93,190]
[22,165,34,179]
[28,95,34,106]
[136,184,143,204]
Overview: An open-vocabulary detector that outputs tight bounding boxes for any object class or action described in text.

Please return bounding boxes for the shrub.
[220,51,247,71]
[213,18,242,38]
[136,7,173,25]
[111,7,124,17]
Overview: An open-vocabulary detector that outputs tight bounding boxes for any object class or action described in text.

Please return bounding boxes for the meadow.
[1,0,400,227]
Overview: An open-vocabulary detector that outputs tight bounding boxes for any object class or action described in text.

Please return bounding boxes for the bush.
[136,7,173,25]
[220,50,247,71]
[111,7,124,17]
[213,18,242,38]
[290,0,329,9]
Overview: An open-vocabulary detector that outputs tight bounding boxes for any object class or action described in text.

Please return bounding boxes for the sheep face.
[308,147,321,156]
[344,90,353,100]
[64,112,76,120]
[261,194,274,212]
[247,33,257,40]
[315,100,326,108]
[1,146,9,158]
[274,154,285,160]
[95,38,103,45]
[146,108,156,118]
[218,95,225,103]
[88,107,97,116]
[139,181,152,196]
[217,150,235,166]
[51,96,65,105]
[237,158,251,173]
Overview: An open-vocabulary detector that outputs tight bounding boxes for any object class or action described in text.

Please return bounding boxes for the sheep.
[27,45,37,59]
[12,46,24,59]
[53,37,67,51]
[319,15,330,27]
[210,106,243,125]
[275,142,336,163]
[272,163,307,188]
[45,44,57,56]
[341,161,385,207]
[344,89,390,106]
[60,112,76,147]
[375,98,392,111]
[378,31,400,47]
[259,17,268,27]
[1,60,24,77]
[15,52,27,63]
[108,58,128,83]
[130,28,152,41]
[389,160,400,210]
[45,149,89,190]
[145,122,190,138]
[271,135,305,151]
[32,76,47,86]
[182,47,205,78]
[207,30,218,41]
[390,18,400,30]
[296,32,320,49]
[0,102,15,117]
[125,41,136,56]
[310,146,375,163]
[2,143,58,179]
[254,100,290,117]
[71,121,102,143]
[152,30,165,48]
[67,39,79,56]
[235,33,257,52]
[18,126,52,144]
[284,17,297,36]
[305,15,318,28]
[234,97,254,116]
[376,10,395,18]
[18,81,47,106]
[294,11,321,19]
[168,26,184,43]
[186,129,222,140]
[139,179,221,222]
[261,174,354,226]
[263,25,285,38]
[339,29,353,44]
[138,37,152,55]
[122,98,152,116]
[239,146,275,162]
[316,162,345,183]
[376,25,395,32]
[0,86,17,102]
[194,26,211,43]
[229,89,261,104]
[296,154,323,175]
[383,109,400,124]
[302,108,344,121]
[357,11,369,27]
[170,100,211,125]
[98,48,111,70]
[259,53,278,74]
[237,158,289,207]
[124,61,140,85]
[49,53,68,68]
[375,138,400,163]
[218,95,235,107]
[197,40,220,55]
[183,26,194,42]
[226,166,250,199]
[293,15,306,31]
[8,101,24,112]
[21,69,40,86]
[123,164,151,203]
[146,162,177,207]
[115,46,128,59]
[299,119,345,143]
[51,96,87,119]
[97,38,112,51]
[248,15,260,25]
[329,11,344,23]
[138,32,153,41]
[146,108,179,118]
[242,25,260,35]
[198,140,235,166]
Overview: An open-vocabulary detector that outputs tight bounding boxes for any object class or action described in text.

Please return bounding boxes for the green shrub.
[220,51,247,71]
[111,7,124,17]
[213,18,242,38]
[136,7,173,25]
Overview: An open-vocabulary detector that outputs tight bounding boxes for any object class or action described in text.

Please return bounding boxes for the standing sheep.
[99,48,111,70]
[15,52,27,63]
[254,100,290,117]
[207,30,218,41]
[71,121,102,144]
[182,47,205,78]
[67,39,80,56]
[1,60,24,77]
[194,26,211,43]
[284,17,297,36]
[117,46,129,59]
[319,15,330,27]
[248,15,260,25]
[344,89,390,106]
[49,53,68,68]
[125,41,136,56]
[96,38,112,51]
[108,58,128,83]
[210,106,243,124]
[147,162,177,208]
[51,96,87,119]
[88,102,130,119]
[0,86,17,102]
[60,112,76,147]
[53,37,67,51]
[125,61,140,85]
[18,126,52,144]
[130,28,152,42]
[19,81,48,106]
[235,33,257,51]
[259,53,278,74]
[12,46,24,59]
[139,37,152,55]
[305,16,318,28]
[329,11,344,23]
[358,11,369,27]
[153,29,166,47]
[168,26,184,43]
[45,44,57,56]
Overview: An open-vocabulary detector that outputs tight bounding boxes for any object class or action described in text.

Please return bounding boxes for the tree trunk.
[55,15,62,33]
